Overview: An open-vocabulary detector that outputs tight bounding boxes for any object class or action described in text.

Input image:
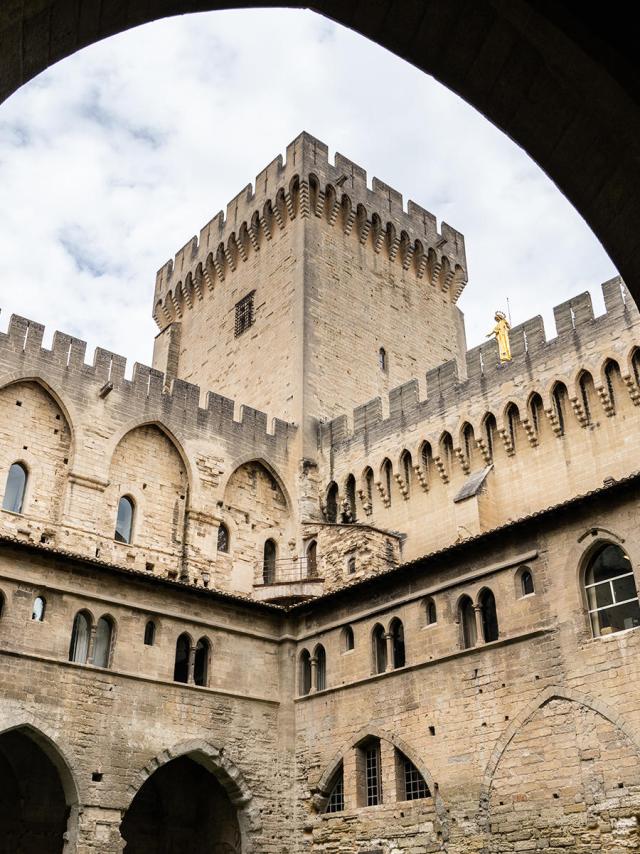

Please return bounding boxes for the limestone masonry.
[2,132,640,853]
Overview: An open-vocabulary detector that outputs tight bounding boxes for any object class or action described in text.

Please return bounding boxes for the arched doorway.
[0,728,74,854]
[121,755,241,853]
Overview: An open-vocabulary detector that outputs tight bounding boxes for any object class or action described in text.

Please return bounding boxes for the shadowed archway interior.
[121,755,241,853]
[0,729,69,854]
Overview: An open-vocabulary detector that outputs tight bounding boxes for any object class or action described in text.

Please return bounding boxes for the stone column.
[384,632,394,671]
[380,738,399,803]
[188,644,197,683]
[310,656,318,693]
[87,624,98,664]
[474,604,485,645]
[77,806,126,854]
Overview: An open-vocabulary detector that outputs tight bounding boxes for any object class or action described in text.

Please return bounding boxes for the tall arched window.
[364,467,374,508]
[68,611,91,663]
[299,649,311,696]
[306,540,318,578]
[345,474,357,521]
[342,625,355,651]
[552,382,568,435]
[459,595,477,649]
[390,618,405,668]
[115,495,134,544]
[632,348,640,389]
[401,451,412,495]
[3,462,27,514]
[217,523,229,554]
[584,544,640,637]
[521,568,535,596]
[194,637,210,687]
[143,620,156,646]
[93,616,114,668]
[31,596,46,621]
[173,633,191,683]
[372,623,387,674]
[483,414,496,461]
[379,347,387,372]
[263,539,277,584]
[425,597,437,625]
[578,371,594,424]
[528,393,544,435]
[479,589,499,642]
[461,423,475,467]
[420,442,432,483]
[326,482,338,523]
[505,404,519,450]
[381,459,393,504]
[604,359,622,413]
[314,644,326,691]
[439,432,454,475]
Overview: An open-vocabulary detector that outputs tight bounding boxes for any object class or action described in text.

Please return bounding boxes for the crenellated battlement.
[320,277,640,451]
[152,131,468,330]
[0,313,296,452]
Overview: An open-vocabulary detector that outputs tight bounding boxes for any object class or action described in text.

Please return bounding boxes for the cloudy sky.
[0,8,617,372]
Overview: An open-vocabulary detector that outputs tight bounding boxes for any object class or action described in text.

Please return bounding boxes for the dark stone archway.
[0,2,639,309]
[0,728,70,854]
[121,755,242,853]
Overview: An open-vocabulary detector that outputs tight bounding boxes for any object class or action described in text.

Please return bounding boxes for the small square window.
[234,292,255,337]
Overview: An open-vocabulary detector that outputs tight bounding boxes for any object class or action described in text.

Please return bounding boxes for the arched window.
[520,568,535,596]
[396,749,430,800]
[604,359,622,413]
[326,482,338,523]
[325,763,344,813]
[584,544,640,637]
[390,618,405,668]
[552,382,568,435]
[314,644,326,691]
[364,467,374,507]
[68,611,91,663]
[528,393,544,435]
[263,539,277,584]
[299,649,311,696]
[420,442,432,483]
[347,555,356,574]
[505,403,519,449]
[483,414,496,461]
[381,459,393,503]
[217,523,229,553]
[342,625,355,651]
[479,588,499,642]
[359,737,382,806]
[379,347,387,372]
[372,623,387,674]
[194,637,209,687]
[93,616,114,668]
[3,462,27,514]
[459,595,477,649]
[439,432,454,474]
[632,348,640,389]
[461,423,475,466]
[578,372,594,424]
[425,597,437,625]
[306,540,318,577]
[143,620,156,646]
[345,474,357,521]
[401,450,412,495]
[115,495,134,544]
[31,596,46,621]
[173,633,191,683]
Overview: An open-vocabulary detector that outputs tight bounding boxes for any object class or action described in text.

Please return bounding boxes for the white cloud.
[0,8,617,375]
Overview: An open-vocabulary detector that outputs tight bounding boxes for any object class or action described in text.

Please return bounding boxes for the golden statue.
[487,311,512,362]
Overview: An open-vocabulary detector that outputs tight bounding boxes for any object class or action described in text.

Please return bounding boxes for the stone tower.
[151,132,468,458]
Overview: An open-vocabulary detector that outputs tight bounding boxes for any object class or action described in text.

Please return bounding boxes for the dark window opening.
[217,523,229,553]
[343,625,354,651]
[263,539,277,584]
[480,589,499,642]
[325,766,344,813]
[460,596,477,649]
[144,620,156,646]
[326,482,338,523]
[234,291,255,337]
[390,618,405,668]
[521,569,534,596]
[299,649,311,696]
[379,347,387,372]
[372,624,387,674]
[194,638,209,686]
[315,644,326,691]
[425,598,437,625]
[173,633,190,683]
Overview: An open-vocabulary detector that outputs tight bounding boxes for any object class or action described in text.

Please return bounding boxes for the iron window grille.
[234,291,255,337]
[365,744,382,806]
[403,756,430,800]
[326,769,344,813]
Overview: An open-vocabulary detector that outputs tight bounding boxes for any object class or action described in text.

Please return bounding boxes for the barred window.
[325,766,344,813]
[365,742,382,806]
[400,753,430,800]
[234,291,255,337]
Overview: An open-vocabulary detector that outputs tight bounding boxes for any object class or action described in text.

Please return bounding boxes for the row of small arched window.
[324,356,640,519]
[299,547,640,694]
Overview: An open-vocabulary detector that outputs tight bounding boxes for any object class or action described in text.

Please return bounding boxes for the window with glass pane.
[32,596,46,621]
[115,496,134,543]
[69,612,91,663]
[93,617,113,667]
[3,462,27,514]
[585,544,640,636]
[365,742,382,806]
[401,754,430,800]
[325,767,344,813]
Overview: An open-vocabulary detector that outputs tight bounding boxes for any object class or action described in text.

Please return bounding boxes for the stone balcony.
[253,557,324,605]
